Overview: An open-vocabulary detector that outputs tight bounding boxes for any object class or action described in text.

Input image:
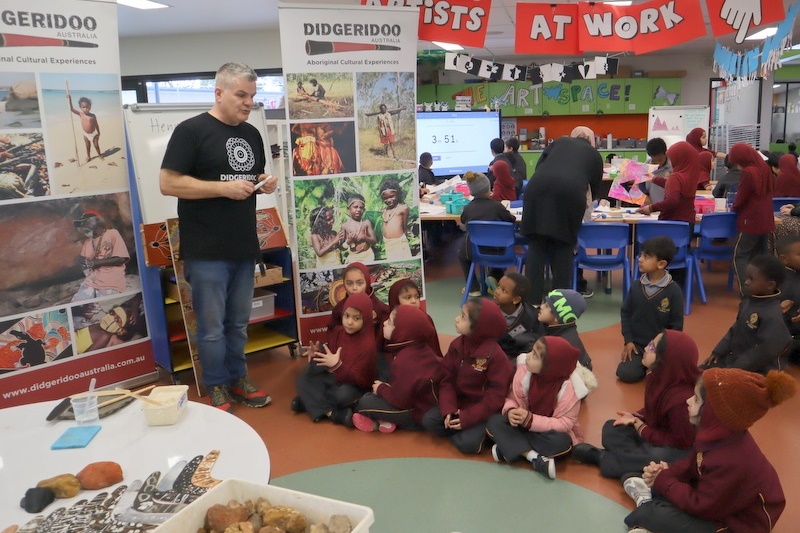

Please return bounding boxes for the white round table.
[0,398,269,529]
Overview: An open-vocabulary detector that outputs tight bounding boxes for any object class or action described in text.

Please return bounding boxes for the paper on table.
[419,203,446,215]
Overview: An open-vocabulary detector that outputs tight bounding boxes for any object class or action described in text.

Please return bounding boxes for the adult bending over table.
[520,136,603,304]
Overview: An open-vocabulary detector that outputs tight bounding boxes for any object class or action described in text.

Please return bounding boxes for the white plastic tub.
[143,385,188,426]
[155,479,374,532]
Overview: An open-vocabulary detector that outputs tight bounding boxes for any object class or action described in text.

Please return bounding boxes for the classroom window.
[121,71,286,109]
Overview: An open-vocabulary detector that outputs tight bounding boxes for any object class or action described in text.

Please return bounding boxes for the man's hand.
[255,174,278,194]
[221,179,257,201]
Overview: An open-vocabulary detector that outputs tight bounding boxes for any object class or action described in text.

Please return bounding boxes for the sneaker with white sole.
[623,476,652,507]
[491,444,506,463]
[531,455,556,479]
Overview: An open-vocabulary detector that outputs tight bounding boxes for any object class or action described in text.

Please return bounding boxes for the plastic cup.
[71,394,99,424]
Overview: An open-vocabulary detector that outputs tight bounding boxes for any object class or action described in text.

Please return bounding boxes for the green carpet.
[272,458,629,533]
[424,276,624,337]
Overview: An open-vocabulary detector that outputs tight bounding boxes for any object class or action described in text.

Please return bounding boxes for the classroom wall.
[120,31,707,104]
[119,30,283,76]
[118,30,773,146]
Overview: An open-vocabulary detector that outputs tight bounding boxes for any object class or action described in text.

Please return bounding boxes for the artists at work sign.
[362,0,491,48]
[370,0,788,56]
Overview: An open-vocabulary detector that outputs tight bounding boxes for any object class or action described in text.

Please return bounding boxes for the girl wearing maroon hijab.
[729,142,775,295]
[386,278,442,357]
[327,262,390,344]
[685,127,725,159]
[490,159,517,202]
[572,330,700,479]
[293,292,376,426]
[486,336,583,480]
[422,298,514,454]
[697,151,713,190]
[352,305,446,433]
[624,368,795,533]
[637,141,698,226]
[774,153,800,197]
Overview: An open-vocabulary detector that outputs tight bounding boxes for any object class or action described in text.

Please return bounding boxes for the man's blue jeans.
[184,259,255,388]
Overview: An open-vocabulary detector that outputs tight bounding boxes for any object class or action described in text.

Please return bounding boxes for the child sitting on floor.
[538,289,592,370]
[328,262,390,345]
[293,293,376,426]
[353,305,446,433]
[703,254,792,374]
[572,330,699,479]
[777,235,800,364]
[494,273,540,360]
[619,236,684,383]
[487,336,586,480]
[387,277,441,357]
[622,368,795,533]
[421,298,514,454]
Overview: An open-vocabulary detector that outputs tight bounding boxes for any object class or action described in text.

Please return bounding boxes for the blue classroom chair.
[573,223,631,298]
[773,197,800,213]
[462,221,527,305]
[692,212,737,302]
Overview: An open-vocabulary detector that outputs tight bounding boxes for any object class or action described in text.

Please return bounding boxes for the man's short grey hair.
[216,62,257,88]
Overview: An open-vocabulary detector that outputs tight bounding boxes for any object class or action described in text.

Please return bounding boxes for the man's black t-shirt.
[161,112,266,261]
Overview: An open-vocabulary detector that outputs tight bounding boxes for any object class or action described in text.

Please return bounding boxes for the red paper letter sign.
[362,0,491,48]
[578,0,706,55]
[515,3,580,55]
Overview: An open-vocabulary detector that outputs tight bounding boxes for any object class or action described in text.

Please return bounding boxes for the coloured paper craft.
[607,159,658,206]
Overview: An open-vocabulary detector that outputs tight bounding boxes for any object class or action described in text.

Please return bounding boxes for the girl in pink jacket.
[486,336,584,479]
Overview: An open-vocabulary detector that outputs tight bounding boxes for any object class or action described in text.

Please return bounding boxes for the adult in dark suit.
[521,137,603,304]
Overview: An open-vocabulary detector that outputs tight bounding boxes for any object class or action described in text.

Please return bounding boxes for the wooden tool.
[98,384,158,408]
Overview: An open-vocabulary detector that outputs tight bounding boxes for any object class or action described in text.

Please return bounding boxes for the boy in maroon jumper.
[623,368,795,533]
[727,142,775,295]
[421,298,514,454]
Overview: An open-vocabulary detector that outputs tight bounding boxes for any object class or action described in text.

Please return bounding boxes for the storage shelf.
[245,327,296,354]
[167,307,293,343]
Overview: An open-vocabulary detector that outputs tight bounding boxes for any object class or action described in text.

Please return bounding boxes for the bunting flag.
[444,53,620,85]
[444,52,527,82]
[712,1,800,83]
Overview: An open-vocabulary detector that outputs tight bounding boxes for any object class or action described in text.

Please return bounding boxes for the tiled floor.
[176,228,800,532]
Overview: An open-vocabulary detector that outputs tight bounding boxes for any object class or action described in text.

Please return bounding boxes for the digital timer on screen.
[415,110,501,177]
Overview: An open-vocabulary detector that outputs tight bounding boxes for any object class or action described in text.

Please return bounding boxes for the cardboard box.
[155,479,375,532]
[254,263,283,288]
[250,289,276,320]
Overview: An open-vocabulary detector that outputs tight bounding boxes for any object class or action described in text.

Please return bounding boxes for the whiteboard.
[123,103,276,224]
[647,105,710,149]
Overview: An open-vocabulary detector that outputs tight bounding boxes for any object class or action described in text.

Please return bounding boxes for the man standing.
[160,63,277,412]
